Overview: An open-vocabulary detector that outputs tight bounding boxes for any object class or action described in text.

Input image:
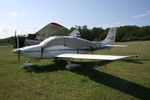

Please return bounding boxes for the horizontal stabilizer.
[105,45,127,47]
[56,54,138,60]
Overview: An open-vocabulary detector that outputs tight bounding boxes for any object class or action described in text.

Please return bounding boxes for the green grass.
[0,41,150,100]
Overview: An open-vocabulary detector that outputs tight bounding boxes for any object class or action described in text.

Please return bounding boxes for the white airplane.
[12,27,138,70]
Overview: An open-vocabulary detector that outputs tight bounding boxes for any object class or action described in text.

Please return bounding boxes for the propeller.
[41,47,44,59]
[15,31,21,61]
[14,30,17,48]
[17,36,21,61]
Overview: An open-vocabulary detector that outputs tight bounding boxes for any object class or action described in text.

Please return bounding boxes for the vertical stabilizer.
[102,27,117,45]
[69,30,81,38]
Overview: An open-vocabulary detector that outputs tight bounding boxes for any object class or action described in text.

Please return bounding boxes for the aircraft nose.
[12,49,22,53]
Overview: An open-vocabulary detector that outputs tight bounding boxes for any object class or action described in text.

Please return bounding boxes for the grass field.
[0,41,150,100]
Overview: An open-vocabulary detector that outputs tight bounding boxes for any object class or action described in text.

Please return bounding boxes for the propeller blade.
[17,35,19,48]
[41,47,44,59]
[18,50,20,61]
[16,35,20,61]
[14,30,17,48]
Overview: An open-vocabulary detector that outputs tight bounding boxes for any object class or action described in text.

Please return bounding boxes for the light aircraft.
[12,27,138,70]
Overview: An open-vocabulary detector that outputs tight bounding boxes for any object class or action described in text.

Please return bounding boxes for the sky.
[0,0,150,39]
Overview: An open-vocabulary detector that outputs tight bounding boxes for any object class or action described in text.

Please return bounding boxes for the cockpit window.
[39,36,91,49]
[39,37,56,46]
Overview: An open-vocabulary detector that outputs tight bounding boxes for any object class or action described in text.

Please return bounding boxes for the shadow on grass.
[24,60,66,73]
[73,60,150,100]
[120,58,150,64]
[25,59,150,100]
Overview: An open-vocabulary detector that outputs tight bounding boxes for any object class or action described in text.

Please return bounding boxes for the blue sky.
[0,0,150,39]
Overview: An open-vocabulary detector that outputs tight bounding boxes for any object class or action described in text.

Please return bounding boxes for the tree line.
[0,37,14,45]
[69,25,150,42]
[0,25,150,45]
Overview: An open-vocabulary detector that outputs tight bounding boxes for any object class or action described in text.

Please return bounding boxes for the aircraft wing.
[36,22,68,40]
[56,54,138,60]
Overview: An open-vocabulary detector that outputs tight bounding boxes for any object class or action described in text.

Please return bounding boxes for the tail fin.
[102,27,117,45]
[69,30,81,38]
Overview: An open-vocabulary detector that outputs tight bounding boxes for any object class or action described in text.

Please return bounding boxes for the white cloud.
[100,21,134,29]
[48,12,56,18]
[0,24,35,39]
[132,10,150,18]
[8,12,26,17]
[0,24,17,39]
[101,22,122,29]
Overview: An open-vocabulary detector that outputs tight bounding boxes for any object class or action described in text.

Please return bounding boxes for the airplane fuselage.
[13,36,106,59]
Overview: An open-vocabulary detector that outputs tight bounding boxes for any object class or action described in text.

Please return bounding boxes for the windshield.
[39,36,57,46]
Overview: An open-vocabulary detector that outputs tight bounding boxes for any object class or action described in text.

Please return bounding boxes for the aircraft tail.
[101,27,117,45]
[69,30,81,38]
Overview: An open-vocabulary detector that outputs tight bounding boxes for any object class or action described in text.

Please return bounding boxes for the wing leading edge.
[56,54,138,60]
